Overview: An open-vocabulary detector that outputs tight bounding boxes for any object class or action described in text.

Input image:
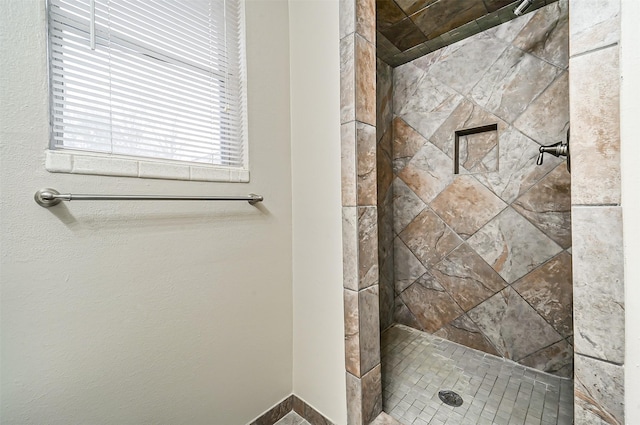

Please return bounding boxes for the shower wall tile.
[358,206,379,290]
[376,0,406,30]
[431,243,507,311]
[473,127,560,203]
[514,71,569,147]
[356,122,377,206]
[410,0,487,41]
[394,297,422,330]
[469,45,561,123]
[359,285,381,375]
[569,0,620,57]
[377,131,393,203]
[340,35,355,124]
[346,372,363,425]
[430,175,507,239]
[380,18,427,52]
[400,275,463,333]
[570,46,621,206]
[512,251,573,338]
[519,339,573,378]
[340,0,355,38]
[376,59,393,142]
[342,207,358,291]
[393,237,426,294]
[467,207,562,283]
[512,163,571,249]
[341,122,357,206]
[467,287,563,361]
[391,178,425,234]
[572,206,624,364]
[420,33,508,96]
[344,289,361,376]
[512,0,568,69]
[574,354,624,425]
[392,118,426,174]
[356,0,376,43]
[397,142,454,203]
[433,314,499,355]
[399,209,462,268]
[361,364,383,425]
[355,34,376,126]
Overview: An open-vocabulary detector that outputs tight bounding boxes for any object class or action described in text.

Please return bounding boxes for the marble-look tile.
[355,34,376,126]
[340,35,355,124]
[430,99,508,159]
[469,45,561,123]
[572,206,624,364]
[393,0,436,16]
[513,252,573,338]
[341,122,356,206]
[377,131,393,204]
[512,0,568,69]
[395,73,463,140]
[434,314,500,356]
[574,354,624,425]
[397,142,454,204]
[458,131,499,174]
[376,58,393,142]
[424,32,508,96]
[569,0,620,57]
[356,0,375,44]
[411,48,443,74]
[362,364,383,425]
[376,32,402,62]
[357,122,376,206]
[467,287,563,361]
[393,237,427,294]
[514,71,569,147]
[379,267,395,331]
[358,206,378,290]
[376,0,407,30]
[485,8,534,43]
[473,126,560,203]
[344,289,361,377]
[399,209,462,268]
[410,0,487,40]
[360,285,381,376]
[250,395,293,425]
[513,163,571,249]
[272,411,305,425]
[380,18,428,52]
[467,207,562,283]
[392,117,426,174]
[394,297,422,330]
[392,63,424,115]
[346,372,363,425]
[430,175,507,239]
[400,274,464,333]
[519,339,573,378]
[570,46,621,206]
[342,207,358,291]
[483,0,517,13]
[339,0,355,39]
[431,243,507,311]
[391,178,426,235]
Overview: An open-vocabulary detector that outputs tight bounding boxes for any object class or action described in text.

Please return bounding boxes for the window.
[47,0,249,182]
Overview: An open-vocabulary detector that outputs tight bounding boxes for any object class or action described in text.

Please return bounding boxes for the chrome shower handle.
[536,129,571,172]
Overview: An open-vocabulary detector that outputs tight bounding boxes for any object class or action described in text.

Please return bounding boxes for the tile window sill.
[45,150,250,183]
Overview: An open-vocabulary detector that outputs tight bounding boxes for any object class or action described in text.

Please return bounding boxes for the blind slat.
[48,0,247,169]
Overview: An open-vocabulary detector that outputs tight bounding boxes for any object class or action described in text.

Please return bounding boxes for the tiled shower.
[377,0,572,379]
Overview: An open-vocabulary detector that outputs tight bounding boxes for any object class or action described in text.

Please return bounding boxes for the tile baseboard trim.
[248,394,335,425]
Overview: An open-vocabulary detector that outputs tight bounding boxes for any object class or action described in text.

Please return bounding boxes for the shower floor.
[381,325,573,425]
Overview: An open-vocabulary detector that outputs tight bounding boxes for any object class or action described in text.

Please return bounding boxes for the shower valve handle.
[536,141,568,165]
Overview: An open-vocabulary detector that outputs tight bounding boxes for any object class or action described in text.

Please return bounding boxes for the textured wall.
[0,1,294,424]
[390,1,572,377]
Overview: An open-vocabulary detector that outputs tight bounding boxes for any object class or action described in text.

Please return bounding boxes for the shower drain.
[438,390,463,407]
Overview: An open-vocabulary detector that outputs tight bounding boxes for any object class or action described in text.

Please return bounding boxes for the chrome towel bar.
[34,188,263,207]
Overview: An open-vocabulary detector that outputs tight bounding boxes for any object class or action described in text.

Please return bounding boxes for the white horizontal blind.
[48,0,248,168]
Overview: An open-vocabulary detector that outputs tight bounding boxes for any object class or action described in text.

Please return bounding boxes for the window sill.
[45,150,250,183]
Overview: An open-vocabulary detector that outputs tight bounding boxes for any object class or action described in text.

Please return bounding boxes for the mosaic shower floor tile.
[382,325,573,425]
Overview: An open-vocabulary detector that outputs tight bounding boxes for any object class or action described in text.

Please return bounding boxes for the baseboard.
[248,394,334,425]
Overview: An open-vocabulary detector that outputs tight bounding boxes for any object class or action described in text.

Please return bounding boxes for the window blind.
[48,0,248,168]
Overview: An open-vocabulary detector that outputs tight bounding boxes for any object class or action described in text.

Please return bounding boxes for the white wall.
[621,0,640,421]
[0,0,293,424]
[289,0,347,423]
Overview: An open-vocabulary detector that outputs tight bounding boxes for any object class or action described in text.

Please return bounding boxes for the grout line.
[570,42,619,59]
